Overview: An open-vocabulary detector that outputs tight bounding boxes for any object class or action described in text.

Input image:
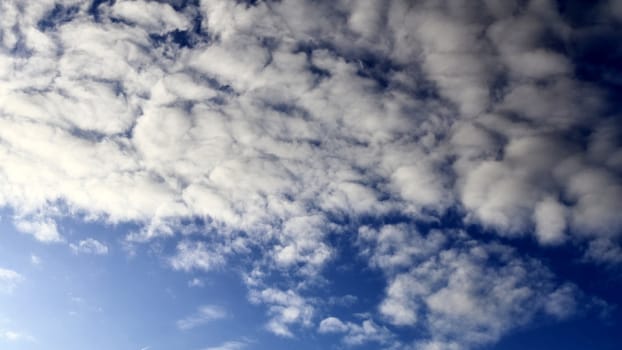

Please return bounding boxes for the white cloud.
[0,1,619,348]
[30,254,41,265]
[319,317,393,346]
[318,317,348,333]
[0,329,34,342]
[533,197,567,245]
[169,241,226,272]
[364,225,581,349]
[249,288,314,338]
[188,278,205,288]
[0,0,618,258]
[177,305,227,330]
[70,238,109,255]
[203,340,247,350]
[110,0,190,34]
[0,268,23,294]
[13,217,62,243]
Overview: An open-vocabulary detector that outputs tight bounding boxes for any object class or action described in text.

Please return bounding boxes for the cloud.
[0,0,618,259]
[249,288,314,338]
[0,330,34,342]
[0,1,620,348]
[318,317,349,333]
[318,317,393,346]
[203,340,248,350]
[110,0,190,34]
[13,216,61,243]
[584,238,622,265]
[169,241,227,272]
[30,254,41,265]
[0,268,23,294]
[188,278,205,288]
[359,225,582,349]
[177,305,227,330]
[70,238,109,255]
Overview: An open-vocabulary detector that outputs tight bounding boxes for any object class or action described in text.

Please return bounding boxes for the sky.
[0,0,621,349]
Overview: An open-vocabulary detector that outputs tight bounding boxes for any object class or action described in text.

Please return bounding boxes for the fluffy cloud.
[248,288,314,337]
[1,0,618,256]
[359,225,581,349]
[0,0,619,348]
[110,0,191,34]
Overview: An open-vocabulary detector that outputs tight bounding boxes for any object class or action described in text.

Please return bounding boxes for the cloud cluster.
[359,225,579,349]
[0,0,620,348]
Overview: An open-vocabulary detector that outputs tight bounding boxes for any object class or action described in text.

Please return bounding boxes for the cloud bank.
[0,0,620,348]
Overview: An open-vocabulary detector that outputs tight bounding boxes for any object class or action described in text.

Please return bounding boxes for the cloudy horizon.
[0,1,621,349]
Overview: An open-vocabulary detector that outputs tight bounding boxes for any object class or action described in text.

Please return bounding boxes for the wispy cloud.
[69,238,109,255]
[0,329,34,342]
[319,317,393,346]
[177,305,228,330]
[188,278,204,288]
[0,268,23,294]
[30,254,41,266]
[203,340,248,350]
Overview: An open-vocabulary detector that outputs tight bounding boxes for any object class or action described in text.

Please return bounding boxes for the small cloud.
[30,254,41,266]
[203,340,247,350]
[327,294,357,307]
[318,317,393,346]
[188,278,204,288]
[0,268,23,294]
[14,217,62,243]
[68,294,103,314]
[70,238,109,255]
[0,330,34,342]
[177,305,227,330]
[318,317,348,333]
[584,238,622,265]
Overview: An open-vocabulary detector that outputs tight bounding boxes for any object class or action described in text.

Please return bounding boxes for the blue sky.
[0,1,622,349]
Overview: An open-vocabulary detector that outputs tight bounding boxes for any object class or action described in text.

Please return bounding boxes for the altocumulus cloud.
[0,0,621,349]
